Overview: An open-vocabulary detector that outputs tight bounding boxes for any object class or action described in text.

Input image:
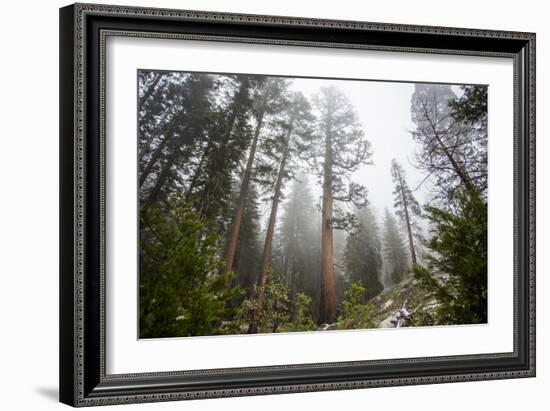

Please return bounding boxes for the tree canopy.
[138,72,488,336]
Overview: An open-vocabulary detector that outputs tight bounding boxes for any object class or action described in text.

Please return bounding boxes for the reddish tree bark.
[248,127,292,333]
[319,127,337,325]
[224,110,265,273]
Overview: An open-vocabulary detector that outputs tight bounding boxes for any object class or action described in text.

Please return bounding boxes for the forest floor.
[369,277,438,328]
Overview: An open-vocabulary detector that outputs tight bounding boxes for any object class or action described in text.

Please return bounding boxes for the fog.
[257,77,445,228]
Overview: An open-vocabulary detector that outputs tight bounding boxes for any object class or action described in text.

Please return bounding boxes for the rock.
[379,314,396,328]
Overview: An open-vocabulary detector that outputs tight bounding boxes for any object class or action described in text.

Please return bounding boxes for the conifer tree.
[185,75,257,223]
[391,159,422,266]
[224,78,292,273]
[139,72,221,209]
[382,208,409,284]
[226,182,262,297]
[412,85,488,325]
[411,84,486,202]
[343,206,384,302]
[248,92,314,333]
[311,86,373,324]
[139,196,242,338]
[414,191,487,324]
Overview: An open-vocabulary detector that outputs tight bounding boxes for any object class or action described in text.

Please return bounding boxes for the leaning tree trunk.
[248,127,292,333]
[423,108,475,193]
[397,170,417,267]
[319,128,336,325]
[224,109,265,274]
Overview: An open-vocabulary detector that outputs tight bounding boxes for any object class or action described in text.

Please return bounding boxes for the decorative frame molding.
[60,3,535,407]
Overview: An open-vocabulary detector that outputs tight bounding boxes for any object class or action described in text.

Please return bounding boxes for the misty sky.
[261,77,451,225]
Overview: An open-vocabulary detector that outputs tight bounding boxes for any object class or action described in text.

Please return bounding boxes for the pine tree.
[185,75,257,224]
[139,72,221,210]
[343,206,384,302]
[139,196,242,338]
[413,190,487,324]
[312,86,373,324]
[390,159,422,266]
[382,208,409,284]
[410,84,488,325]
[448,85,488,195]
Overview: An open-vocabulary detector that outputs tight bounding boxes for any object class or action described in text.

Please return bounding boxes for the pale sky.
[287,77,430,222]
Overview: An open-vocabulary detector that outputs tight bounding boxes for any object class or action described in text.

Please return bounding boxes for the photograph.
[137,70,488,338]
[56,2,536,407]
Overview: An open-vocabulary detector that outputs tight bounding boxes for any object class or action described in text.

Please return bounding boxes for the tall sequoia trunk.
[396,169,417,267]
[248,126,293,333]
[224,109,265,273]
[319,125,336,325]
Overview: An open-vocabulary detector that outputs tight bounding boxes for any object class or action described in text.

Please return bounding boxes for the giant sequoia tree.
[312,86,373,325]
[137,70,489,337]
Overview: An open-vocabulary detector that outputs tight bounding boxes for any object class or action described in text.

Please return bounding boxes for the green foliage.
[279,293,318,332]
[236,279,317,333]
[136,71,489,337]
[139,198,243,338]
[413,190,487,325]
[449,85,488,126]
[139,72,223,209]
[225,182,262,296]
[343,206,384,301]
[185,75,257,223]
[382,208,410,284]
[311,85,373,221]
[336,282,376,330]
[406,304,437,327]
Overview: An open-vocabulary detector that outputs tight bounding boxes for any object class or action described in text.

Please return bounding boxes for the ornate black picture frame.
[59,3,535,407]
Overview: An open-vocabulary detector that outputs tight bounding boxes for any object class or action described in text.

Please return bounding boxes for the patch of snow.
[379,315,396,328]
[381,299,394,311]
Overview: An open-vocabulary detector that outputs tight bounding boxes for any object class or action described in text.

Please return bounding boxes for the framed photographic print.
[59,3,536,407]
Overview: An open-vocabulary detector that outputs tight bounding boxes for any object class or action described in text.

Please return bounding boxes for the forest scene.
[138,70,488,338]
